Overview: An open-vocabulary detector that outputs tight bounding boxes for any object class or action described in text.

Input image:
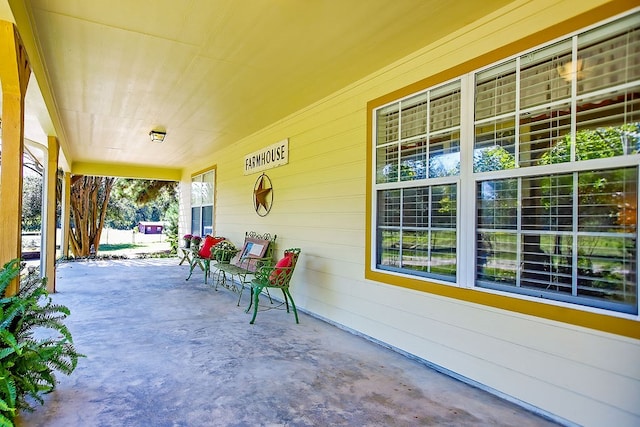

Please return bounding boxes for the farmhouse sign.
[244,139,289,175]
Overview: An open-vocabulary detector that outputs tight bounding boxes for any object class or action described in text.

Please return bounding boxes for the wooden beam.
[0,20,31,295]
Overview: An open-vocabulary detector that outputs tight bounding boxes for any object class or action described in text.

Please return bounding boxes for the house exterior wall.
[181,1,639,425]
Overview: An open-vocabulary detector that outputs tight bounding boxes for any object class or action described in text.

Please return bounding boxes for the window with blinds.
[477,167,637,313]
[376,81,461,183]
[372,10,639,314]
[375,81,461,282]
[191,169,215,237]
[377,184,457,282]
[473,12,639,314]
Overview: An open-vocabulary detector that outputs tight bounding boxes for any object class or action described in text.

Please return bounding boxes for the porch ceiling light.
[557,58,584,82]
[149,130,166,143]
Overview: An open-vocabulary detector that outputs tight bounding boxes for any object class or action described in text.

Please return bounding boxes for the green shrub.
[0,259,82,426]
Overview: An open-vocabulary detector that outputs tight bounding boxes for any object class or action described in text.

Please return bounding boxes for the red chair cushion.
[269,252,294,284]
[199,236,224,258]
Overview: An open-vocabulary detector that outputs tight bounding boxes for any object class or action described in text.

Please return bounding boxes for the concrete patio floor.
[18,258,560,427]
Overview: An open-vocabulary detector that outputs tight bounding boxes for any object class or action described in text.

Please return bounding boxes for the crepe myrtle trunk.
[68,175,115,257]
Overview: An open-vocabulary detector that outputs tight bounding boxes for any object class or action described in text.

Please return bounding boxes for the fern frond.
[0,413,15,427]
[0,331,20,355]
[0,260,20,296]
[0,258,83,422]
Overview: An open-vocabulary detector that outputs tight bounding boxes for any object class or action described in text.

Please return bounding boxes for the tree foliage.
[108,179,179,253]
[21,175,42,232]
[473,145,516,172]
[539,123,639,164]
[107,179,177,229]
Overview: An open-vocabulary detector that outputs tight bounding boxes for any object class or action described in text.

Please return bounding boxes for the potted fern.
[0,259,82,426]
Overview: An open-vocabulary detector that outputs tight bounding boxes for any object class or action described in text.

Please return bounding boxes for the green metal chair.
[246,248,301,324]
[185,236,225,282]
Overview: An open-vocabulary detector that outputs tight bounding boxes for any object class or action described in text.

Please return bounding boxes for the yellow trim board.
[365,1,640,340]
[72,161,182,181]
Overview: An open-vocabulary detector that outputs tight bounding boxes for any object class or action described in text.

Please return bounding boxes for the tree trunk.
[68,176,115,257]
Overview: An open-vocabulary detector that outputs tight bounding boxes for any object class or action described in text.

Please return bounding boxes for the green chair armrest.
[253,265,296,287]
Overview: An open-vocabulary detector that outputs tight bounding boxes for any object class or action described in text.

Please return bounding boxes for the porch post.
[42,136,59,292]
[61,172,71,258]
[0,21,31,295]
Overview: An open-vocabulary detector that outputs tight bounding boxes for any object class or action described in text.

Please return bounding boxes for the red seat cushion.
[199,236,224,258]
[269,252,294,284]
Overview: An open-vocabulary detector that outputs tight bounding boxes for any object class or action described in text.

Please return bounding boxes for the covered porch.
[19,258,556,426]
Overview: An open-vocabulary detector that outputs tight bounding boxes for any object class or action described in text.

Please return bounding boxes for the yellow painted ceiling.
[3,0,513,176]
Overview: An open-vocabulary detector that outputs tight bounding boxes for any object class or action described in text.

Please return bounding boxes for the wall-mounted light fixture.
[557,59,584,82]
[149,130,166,143]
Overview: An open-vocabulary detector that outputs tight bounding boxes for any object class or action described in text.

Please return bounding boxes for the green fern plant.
[0,259,83,426]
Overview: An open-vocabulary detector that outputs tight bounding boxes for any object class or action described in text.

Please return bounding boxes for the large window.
[372,12,639,314]
[191,169,215,237]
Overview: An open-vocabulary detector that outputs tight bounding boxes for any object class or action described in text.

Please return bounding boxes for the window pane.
[430,230,457,280]
[402,187,429,227]
[400,230,456,282]
[401,94,427,139]
[577,14,640,95]
[191,176,202,205]
[431,184,457,228]
[476,179,518,230]
[377,190,400,227]
[520,233,573,294]
[377,104,399,145]
[376,186,457,282]
[400,138,428,181]
[522,174,574,232]
[519,102,572,167]
[520,40,572,109]
[376,144,399,183]
[202,171,214,204]
[575,91,640,159]
[476,231,517,285]
[378,229,400,267]
[191,207,201,237]
[401,230,429,272]
[577,235,637,307]
[474,119,516,172]
[201,205,213,236]
[475,61,516,120]
[429,131,460,178]
[430,82,461,131]
[578,167,637,233]
[477,167,637,313]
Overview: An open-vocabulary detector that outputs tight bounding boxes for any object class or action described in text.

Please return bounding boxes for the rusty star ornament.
[253,173,273,216]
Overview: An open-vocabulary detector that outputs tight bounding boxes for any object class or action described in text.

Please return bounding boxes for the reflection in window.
[377,184,457,282]
[190,170,215,237]
[376,81,461,183]
[477,167,637,313]
[373,11,639,315]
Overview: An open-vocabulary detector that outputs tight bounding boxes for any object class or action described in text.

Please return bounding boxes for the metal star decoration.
[253,174,273,216]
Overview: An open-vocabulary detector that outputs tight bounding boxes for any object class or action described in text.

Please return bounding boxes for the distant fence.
[22,228,165,250]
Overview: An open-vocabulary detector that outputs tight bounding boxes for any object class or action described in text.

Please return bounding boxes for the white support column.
[61,172,71,259]
[42,136,59,292]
